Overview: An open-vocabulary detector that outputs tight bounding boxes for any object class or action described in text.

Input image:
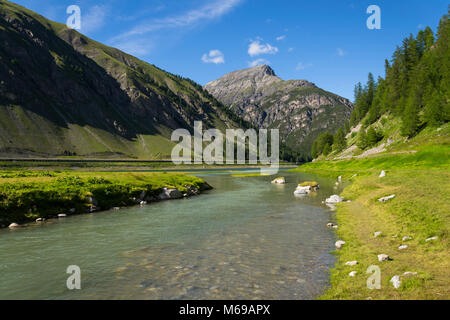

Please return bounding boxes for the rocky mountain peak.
[252,64,276,76]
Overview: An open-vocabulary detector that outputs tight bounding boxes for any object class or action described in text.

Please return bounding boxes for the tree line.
[311,11,449,158]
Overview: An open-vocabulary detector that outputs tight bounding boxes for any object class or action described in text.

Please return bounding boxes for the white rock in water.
[402,236,412,241]
[326,195,344,204]
[349,271,357,277]
[294,186,311,195]
[332,225,338,229]
[58,214,67,218]
[8,223,20,229]
[425,236,439,242]
[159,188,183,200]
[374,231,382,238]
[345,261,359,266]
[379,170,386,178]
[335,240,346,249]
[327,223,334,228]
[390,275,401,289]
[271,177,286,184]
[398,245,408,250]
[378,254,390,262]
[378,194,396,202]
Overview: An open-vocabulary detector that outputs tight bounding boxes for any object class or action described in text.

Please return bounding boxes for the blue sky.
[11,0,449,100]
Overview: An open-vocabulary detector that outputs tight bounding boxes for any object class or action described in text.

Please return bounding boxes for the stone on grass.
[378,194,396,202]
[335,240,346,249]
[398,245,408,250]
[390,275,401,289]
[378,254,391,262]
[425,236,439,242]
[345,261,358,266]
[403,272,418,277]
[402,236,412,241]
[374,231,382,238]
[349,271,357,277]
[326,195,343,204]
[379,170,386,178]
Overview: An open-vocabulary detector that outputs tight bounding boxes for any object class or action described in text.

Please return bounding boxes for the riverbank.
[0,171,212,228]
[291,144,450,299]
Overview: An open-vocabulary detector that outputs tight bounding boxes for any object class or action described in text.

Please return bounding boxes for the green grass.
[292,127,450,300]
[0,171,210,227]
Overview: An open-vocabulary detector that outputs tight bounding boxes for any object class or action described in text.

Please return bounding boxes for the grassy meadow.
[0,170,210,227]
[291,125,450,299]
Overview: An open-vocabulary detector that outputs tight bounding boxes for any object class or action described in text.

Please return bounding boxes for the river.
[0,169,341,300]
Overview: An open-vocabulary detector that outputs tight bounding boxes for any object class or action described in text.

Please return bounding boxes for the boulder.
[326,195,343,204]
[335,240,346,249]
[378,194,396,202]
[390,275,401,289]
[294,186,311,195]
[58,214,67,218]
[378,254,391,262]
[271,177,286,184]
[159,188,183,200]
[36,218,45,222]
[8,223,20,229]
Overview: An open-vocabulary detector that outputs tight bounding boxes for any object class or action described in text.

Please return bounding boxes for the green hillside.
[0,0,246,159]
[293,11,450,299]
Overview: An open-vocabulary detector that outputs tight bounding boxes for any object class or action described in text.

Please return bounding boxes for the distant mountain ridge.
[204,65,354,161]
[0,0,244,159]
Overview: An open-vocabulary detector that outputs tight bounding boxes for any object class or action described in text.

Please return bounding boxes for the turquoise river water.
[0,169,342,300]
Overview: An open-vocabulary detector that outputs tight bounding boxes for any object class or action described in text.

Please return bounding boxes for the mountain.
[204,64,354,161]
[0,0,245,159]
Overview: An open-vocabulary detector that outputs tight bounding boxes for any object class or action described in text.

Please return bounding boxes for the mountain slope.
[0,0,242,159]
[204,65,354,160]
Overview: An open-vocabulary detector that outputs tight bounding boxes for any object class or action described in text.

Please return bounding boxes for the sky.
[11,0,449,100]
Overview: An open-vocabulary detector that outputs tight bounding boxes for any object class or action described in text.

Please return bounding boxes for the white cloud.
[276,35,286,41]
[337,48,345,56]
[296,62,312,71]
[113,0,243,41]
[202,50,225,64]
[248,58,270,67]
[248,40,279,57]
[81,5,108,34]
[288,47,294,53]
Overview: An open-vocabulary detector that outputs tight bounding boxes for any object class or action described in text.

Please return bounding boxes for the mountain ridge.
[204,64,354,161]
[0,0,245,159]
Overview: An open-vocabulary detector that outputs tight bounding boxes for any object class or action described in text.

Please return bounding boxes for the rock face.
[204,65,353,158]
